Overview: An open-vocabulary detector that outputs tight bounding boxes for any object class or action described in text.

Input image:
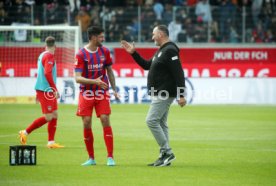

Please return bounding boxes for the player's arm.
[44,56,58,92]
[106,66,119,100]
[74,72,108,89]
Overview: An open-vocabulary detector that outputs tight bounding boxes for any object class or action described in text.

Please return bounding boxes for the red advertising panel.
[113,48,276,77]
[1,47,276,77]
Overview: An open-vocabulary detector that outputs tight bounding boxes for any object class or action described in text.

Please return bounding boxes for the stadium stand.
[0,0,275,43]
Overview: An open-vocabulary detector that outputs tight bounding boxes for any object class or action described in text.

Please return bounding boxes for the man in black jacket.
[121,25,186,167]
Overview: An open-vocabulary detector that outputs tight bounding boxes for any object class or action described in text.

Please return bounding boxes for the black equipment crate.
[9,145,36,166]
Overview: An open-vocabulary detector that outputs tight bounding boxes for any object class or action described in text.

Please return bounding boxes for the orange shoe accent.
[47,143,64,149]
[18,130,27,145]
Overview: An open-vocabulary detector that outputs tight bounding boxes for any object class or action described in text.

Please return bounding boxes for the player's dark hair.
[87,26,104,40]
[157,25,169,37]
[45,36,55,47]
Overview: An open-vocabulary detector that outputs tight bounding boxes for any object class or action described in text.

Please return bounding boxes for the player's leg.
[47,110,57,143]
[19,91,50,145]
[95,95,114,166]
[47,107,64,148]
[99,114,115,166]
[77,94,96,166]
[81,116,96,166]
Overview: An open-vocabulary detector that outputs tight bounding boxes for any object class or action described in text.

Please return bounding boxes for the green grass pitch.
[0,104,276,186]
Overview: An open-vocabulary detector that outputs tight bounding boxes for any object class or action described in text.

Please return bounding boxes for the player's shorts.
[36,90,57,114]
[76,91,111,117]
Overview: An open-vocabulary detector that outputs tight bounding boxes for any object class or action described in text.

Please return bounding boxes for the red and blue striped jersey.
[74,46,113,93]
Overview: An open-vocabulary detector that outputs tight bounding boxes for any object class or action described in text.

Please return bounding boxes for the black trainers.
[147,153,175,167]
[161,153,175,166]
[147,162,171,166]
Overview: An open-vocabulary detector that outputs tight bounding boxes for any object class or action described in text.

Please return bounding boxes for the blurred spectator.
[187,0,198,7]
[194,22,208,42]
[153,0,164,20]
[32,18,42,43]
[100,7,115,23]
[0,1,9,25]
[265,29,275,42]
[80,0,92,11]
[168,16,182,42]
[251,0,263,28]
[136,0,145,5]
[68,0,80,13]
[163,3,173,25]
[120,27,134,41]
[269,14,276,42]
[46,1,68,24]
[114,7,125,26]
[175,7,187,20]
[183,17,196,43]
[127,17,140,40]
[106,15,120,42]
[210,20,219,42]
[10,0,31,23]
[251,22,267,42]
[195,0,212,23]
[105,0,127,6]
[229,24,239,43]
[141,3,156,41]
[75,10,91,42]
[219,0,236,42]
[175,0,186,6]
[145,0,154,5]
[90,7,101,25]
[259,0,274,31]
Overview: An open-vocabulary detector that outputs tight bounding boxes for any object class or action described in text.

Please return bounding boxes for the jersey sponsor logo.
[48,61,53,64]
[87,63,103,70]
[172,56,178,60]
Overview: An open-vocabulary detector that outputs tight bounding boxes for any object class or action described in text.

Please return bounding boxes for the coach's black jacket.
[131,41,185,97]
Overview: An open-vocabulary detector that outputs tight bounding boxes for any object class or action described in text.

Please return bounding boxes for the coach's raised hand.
[121,40,135,54]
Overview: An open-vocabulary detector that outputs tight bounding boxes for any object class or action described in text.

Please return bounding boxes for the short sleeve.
[74,53,84,72]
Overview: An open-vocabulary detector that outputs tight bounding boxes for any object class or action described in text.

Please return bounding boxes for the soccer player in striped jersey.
[74,26,119,166]
[19,36,64,149]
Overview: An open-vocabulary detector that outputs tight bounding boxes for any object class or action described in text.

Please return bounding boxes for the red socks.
[26,116,47,134]
[48,118,57,141]
[83,126,113,159]
[84,128,94,159]
[103,126,113,158]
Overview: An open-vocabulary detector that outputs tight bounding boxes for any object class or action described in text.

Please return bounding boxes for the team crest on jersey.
[100,55,105,62]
